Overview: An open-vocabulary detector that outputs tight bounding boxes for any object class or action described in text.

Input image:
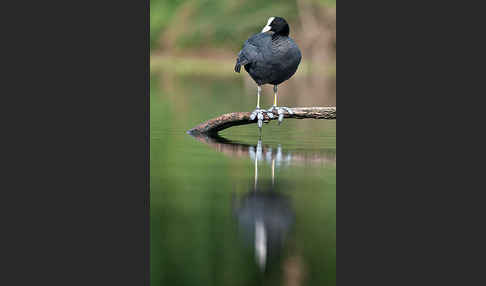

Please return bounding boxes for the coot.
[235,17,302,128]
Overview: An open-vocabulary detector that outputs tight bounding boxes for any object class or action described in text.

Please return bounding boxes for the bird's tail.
[234,62,241,73]
[234,54,248,73]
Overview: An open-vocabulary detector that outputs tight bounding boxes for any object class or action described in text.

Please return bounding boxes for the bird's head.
[261,17,290,37]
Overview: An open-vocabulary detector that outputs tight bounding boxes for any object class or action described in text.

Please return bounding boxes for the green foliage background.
[151,0,336,51]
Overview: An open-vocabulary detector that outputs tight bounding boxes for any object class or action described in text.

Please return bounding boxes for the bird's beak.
[261,25,271,33]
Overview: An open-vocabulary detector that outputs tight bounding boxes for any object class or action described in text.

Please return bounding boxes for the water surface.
[151,72,336,286]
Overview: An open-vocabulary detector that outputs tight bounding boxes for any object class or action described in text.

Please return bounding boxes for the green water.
[150,72,336,286]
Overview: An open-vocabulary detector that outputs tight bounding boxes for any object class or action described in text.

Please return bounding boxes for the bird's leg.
[257,85,261,109]
[267,85,293,124]
[250,86,274,129]
[272,84,278,107]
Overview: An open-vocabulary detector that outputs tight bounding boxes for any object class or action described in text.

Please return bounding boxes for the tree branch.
[187,106,336,135]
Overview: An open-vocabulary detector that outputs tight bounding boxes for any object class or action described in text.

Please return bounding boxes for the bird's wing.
[234,40,260,73]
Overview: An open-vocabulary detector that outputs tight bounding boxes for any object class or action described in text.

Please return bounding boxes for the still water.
[151,72,336,286]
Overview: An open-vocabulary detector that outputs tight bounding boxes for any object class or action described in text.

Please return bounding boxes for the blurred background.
[151,0,336,107]
[151,1,336,285]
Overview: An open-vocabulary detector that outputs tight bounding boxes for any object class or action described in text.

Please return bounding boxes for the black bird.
[235,17,302,128]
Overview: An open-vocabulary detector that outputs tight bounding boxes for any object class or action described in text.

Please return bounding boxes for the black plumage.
[235,17,301,86]
[234,17,302,129]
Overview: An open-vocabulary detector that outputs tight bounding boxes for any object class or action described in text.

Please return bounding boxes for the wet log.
[187,106,336,135]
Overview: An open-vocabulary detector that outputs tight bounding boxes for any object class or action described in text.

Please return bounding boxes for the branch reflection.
[190,133,336,167]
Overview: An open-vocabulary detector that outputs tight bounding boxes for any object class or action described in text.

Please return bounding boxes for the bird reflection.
[188,133,331,272]
[231,139,295,272]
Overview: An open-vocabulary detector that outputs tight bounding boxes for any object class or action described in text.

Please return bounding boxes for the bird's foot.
[267,106,293,124]
[250,108,275,129]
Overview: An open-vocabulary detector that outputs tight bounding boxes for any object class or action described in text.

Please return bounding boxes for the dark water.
[151,73,336,286]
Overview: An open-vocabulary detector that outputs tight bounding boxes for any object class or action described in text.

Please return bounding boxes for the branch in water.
[187,106,336,135]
